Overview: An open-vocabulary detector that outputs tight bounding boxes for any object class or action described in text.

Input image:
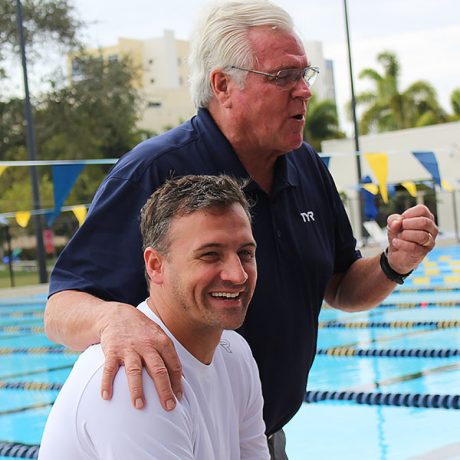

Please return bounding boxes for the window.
[71,58,82,77]
[108,54,119,64]
[148,102,162,108]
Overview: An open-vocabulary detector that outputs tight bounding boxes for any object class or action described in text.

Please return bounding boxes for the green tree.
[304,96,345,151]
[37,54,142,160]
[0,54,143,213]
[355,51,448,134]
[0,0,81,79]
[450,88,460,121]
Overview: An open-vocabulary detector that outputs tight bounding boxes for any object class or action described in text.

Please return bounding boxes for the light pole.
[343,0,365,239]
[15,0,48,283]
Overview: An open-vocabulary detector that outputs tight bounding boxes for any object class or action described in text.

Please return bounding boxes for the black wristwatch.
[379,248,413,285]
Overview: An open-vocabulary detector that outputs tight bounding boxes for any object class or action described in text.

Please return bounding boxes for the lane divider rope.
[322,301,460,309]
[379,302,460,309]
[0,327,44,334]
[0,346,78,355]
[304,390,460,409]
[319,320,460,329]
[0,311,43,319]
[0,442,39,458]
[316,347,460,357]
[0,381,63,391]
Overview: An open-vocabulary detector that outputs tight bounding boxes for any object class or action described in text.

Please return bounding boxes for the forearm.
[325,255,397,312]
[44,290,112,350]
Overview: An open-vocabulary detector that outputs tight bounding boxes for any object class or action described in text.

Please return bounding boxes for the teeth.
[211,292,240,299]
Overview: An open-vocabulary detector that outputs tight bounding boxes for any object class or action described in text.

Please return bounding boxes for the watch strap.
[379,249,413,285]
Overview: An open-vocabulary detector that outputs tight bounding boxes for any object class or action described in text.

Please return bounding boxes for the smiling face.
[225,26,312,158]
[145,203,257,339]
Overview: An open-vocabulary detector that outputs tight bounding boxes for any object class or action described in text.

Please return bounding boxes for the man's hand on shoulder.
[99,302,183,411]
[386,204,438,274]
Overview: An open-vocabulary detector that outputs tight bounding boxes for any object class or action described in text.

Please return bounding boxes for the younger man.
[39,175,269,459]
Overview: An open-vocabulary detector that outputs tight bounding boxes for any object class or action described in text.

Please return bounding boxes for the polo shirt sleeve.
[49,174,153,306]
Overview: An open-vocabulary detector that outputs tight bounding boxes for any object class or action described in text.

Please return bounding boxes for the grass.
[0,268,40,289]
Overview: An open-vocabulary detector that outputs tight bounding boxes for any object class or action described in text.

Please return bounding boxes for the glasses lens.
[274,69,296,87]
[274,68,318,88]
[304,68,318,87]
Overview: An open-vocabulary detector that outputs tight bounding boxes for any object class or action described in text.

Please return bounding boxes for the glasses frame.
[230,65,320,88]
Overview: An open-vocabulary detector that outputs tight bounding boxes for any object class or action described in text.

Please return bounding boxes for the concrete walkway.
[0,283,49,299]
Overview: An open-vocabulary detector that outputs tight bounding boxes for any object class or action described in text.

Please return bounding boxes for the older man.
[39,175,268,459]
[45,0,437,457]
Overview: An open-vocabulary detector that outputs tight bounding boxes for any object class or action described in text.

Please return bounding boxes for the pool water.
[1,245,460,459]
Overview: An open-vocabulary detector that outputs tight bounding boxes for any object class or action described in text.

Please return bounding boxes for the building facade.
[70,32,335,135]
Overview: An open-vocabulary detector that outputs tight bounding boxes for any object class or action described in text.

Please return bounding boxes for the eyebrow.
[194,241,257,252]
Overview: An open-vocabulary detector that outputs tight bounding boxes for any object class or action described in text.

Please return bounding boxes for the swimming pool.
[285,245,460,459]
[0,245,459,459]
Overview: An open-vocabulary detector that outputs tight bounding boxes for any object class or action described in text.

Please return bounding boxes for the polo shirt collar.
[195,108,299,195]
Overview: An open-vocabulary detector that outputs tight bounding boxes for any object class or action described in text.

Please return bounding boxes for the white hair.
[188,0,294,108]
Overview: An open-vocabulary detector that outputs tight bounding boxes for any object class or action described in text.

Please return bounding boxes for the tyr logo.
[300,211,315,223]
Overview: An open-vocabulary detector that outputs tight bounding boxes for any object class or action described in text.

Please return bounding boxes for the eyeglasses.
[230,65,320,88]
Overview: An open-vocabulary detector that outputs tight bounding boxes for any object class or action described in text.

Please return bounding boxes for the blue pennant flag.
[412,151,441,187]
[47,164,85,226]
[320,155,330,168]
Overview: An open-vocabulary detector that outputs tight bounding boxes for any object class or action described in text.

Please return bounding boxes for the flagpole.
[343,0,365,240]
[15,0,48,283]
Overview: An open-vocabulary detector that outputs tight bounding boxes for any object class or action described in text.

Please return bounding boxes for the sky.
[31,0,460,133]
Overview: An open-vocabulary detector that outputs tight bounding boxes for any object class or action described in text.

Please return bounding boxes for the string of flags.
[0,163,89,229]
[0,152,458,229]
[321,150,456,203]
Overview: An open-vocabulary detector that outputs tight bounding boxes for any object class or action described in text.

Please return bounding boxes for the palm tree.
[304,96,345,151]
[355,51,448,134]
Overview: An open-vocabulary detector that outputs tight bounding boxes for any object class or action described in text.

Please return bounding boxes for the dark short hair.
[140,175,252,255]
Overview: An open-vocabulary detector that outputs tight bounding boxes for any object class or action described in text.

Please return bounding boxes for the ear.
[210,68,233,108]
[144,247,165,285]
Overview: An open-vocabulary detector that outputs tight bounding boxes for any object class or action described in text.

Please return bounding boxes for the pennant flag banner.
[72,205,87,226]
[320,155,330,169]
[401,181,417,197]
[442,179,454,192]
[412,151,441,187]
[48,164,85,226]
[364,153,389,203]
[363,189,378,220]
[0,166,7,177]
[16,211,31,228]
[362,183,379,195]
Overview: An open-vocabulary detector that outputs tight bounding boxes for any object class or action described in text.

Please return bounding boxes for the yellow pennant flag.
[442,179,454,192]
[0,166,7,177]
[401,181,417,197]
[16,211,31,228]
[72,205,87,226]
[362,183,379,195]
[364,153,389,203]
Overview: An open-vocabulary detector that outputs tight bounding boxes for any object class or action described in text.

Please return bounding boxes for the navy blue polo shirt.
[50,108,360,435]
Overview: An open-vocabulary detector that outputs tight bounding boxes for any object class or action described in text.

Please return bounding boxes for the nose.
[221,255,248,285]
[292,77,312,100]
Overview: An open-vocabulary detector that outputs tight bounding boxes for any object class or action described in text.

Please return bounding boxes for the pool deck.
[0,284,49,299]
